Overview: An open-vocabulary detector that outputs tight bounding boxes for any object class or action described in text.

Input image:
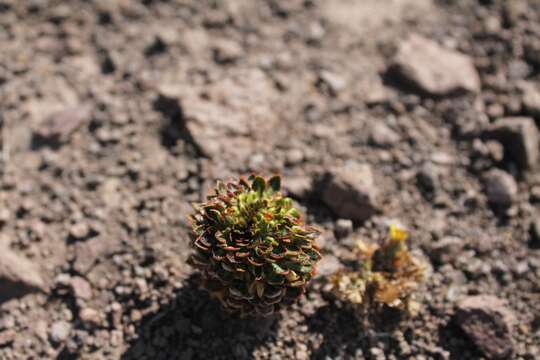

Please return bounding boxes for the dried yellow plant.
[330,225,425,314]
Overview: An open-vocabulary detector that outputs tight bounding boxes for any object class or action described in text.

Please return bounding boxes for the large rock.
[320,163,379,222]
[485,117,539,170]
[32,105,91,146]
[391,33,480,96]
[0,245,46,303]
[154,69,280,167]
[454,295,515,359]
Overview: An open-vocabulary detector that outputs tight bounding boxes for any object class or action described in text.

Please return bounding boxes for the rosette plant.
[189,175,322,317]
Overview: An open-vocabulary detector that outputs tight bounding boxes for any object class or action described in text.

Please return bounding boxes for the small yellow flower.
[389,224,408,242]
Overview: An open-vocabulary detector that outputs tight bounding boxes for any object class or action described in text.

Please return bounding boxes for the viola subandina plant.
[331,225,425,316]
[189,175,322,317]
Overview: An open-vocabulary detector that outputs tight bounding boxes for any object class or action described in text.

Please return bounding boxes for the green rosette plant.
[189,175,322,317]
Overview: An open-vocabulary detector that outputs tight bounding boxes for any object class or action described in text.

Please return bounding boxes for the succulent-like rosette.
[189,175,322,317]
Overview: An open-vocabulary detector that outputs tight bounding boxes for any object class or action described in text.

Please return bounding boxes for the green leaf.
[286,207,299,218]
[270,262,288,275]
[252,176,266,193]
[268,175,281,192]
[208,209,223,223]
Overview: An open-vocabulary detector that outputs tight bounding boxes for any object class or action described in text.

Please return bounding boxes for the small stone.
[70,276,92,300]
[486,103,505,118]
[485,117,539,170]
[130,310,142,322]
[318,70,347,96]
[454,295,515,359]
[369,122,400,148]
[417,163,440,193]
[54,273,71,288]
[49,321,71,344]
[485,141,505,162]
[483,169,518,208]
[134,278,148,294]
[335,219,353,239]
[521,83,540,118]
[285,148,304,165]
[33,105,91,146]
[502,0,528,26]
[320,163,379,222]
[79,308,101,327]
[0,245,46,303]
[212,39,243,64]
[74,237,117,274]
[0,330,15,346]
[430,236,464,265]
[69,222,90,240]
[391,33,480,96]
[0,316,15,331]
[296,348,309,360]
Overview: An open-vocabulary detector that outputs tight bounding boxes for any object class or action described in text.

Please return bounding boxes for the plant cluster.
[189,175,321,317]
[330,225,425,314]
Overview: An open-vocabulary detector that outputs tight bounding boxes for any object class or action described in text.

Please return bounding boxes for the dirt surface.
[1,0,540,359]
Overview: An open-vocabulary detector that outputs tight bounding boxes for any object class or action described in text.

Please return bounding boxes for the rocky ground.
[1,0,540,359]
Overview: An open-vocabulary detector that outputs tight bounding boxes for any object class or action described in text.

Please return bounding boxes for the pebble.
[79,308,101,328]
[483,169,518,209]
[69,222,90,240]
[335,219,353,239]
[70,276,92,300]
[49,321,71,344]
[485,117,539,170]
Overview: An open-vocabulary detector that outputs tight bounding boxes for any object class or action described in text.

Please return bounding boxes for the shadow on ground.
[305,299,406,359]
[121,273,278,360]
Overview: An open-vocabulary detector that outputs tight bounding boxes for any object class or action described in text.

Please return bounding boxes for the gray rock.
[49,321,71,344]
[70,276,92,300]
[335,219,353,239]
[79,307,102,328]
[155,69,279,165]
[69,222,90,240]
[392,33,480,96]
[430,236,464,264]
[454,295,515,359]
[521,83,540,118]
[33,105,91,145]
[318,70,347,96]
[212,39,244,64]
[321,163,379,222]
[0,330,15,346]
[485,117,539,170]
[74,236,118,274]
[525,40,540,67]
[0,245,46,303]
[483,169,518,208]
[369,122,400,148]
[417,163,440,193]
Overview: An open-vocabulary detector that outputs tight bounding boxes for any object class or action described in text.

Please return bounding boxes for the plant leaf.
[268,175,281,192]
[252,176,266,193]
